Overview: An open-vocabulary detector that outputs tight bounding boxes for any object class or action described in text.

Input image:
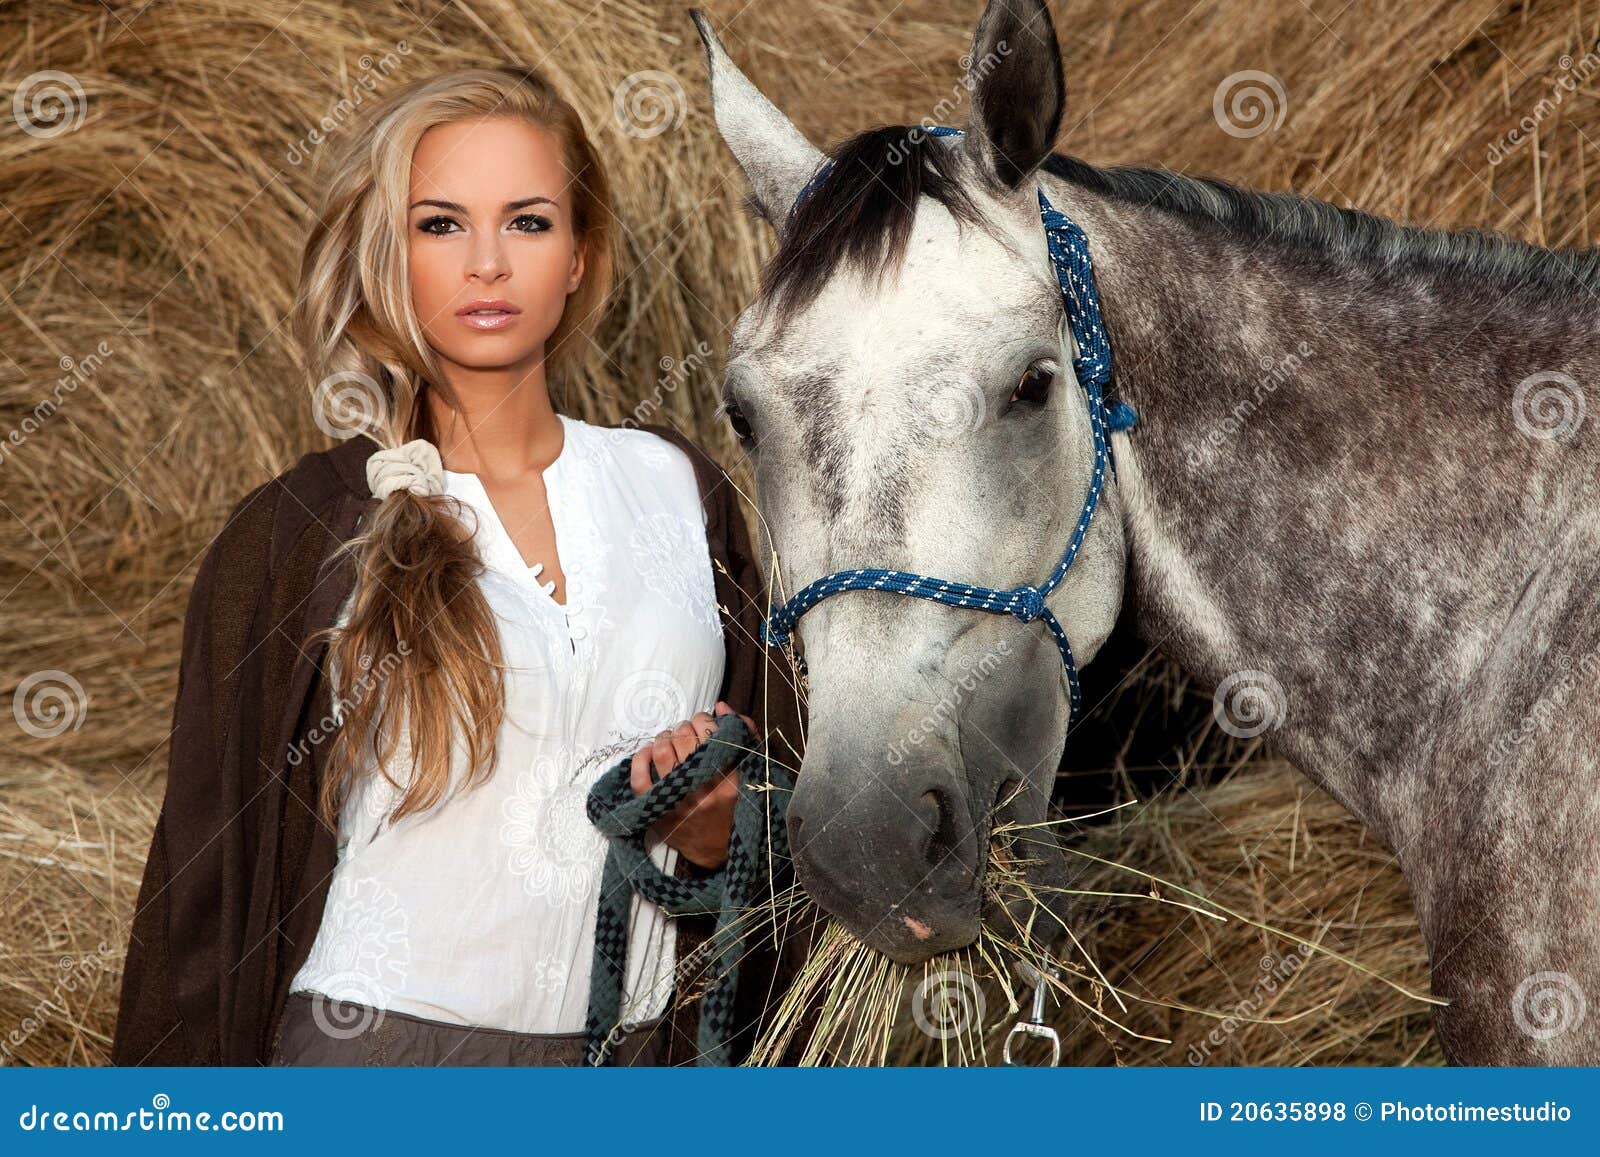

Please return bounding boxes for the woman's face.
[407,115,585,375]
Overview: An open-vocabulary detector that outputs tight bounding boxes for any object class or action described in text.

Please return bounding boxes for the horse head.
[692,0,1128,963]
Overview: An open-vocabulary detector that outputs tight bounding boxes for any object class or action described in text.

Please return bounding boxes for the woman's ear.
[567,237,585,294]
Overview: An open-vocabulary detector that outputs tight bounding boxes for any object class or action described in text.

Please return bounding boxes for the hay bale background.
[2,0,1591,1064]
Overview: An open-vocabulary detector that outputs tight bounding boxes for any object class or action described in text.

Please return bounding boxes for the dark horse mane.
[754,124,1600,318]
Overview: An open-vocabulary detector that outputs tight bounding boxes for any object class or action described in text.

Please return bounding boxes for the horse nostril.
[919,788,961,869]
[994,775,1023,814]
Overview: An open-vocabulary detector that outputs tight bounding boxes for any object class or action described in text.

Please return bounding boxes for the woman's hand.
[630,700,761,870]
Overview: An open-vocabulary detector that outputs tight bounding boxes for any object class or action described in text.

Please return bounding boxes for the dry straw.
[4,0,1596,1064]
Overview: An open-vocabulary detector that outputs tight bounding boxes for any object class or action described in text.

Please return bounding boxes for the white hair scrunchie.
[366,438,445,500]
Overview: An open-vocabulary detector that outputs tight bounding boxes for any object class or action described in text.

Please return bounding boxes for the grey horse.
[691,0,1600,1064]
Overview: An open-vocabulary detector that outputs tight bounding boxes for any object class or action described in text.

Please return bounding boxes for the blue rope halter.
[760,125,1137,717]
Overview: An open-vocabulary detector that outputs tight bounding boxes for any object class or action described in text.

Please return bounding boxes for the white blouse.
[289,413,727,1033]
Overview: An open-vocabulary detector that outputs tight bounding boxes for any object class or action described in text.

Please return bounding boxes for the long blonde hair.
[293,65,618,830]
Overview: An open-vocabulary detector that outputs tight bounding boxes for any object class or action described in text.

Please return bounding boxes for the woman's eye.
[1009,362,1055,407]
[722,400,755,445]
[510,214,552,233]
[417,215,458,235]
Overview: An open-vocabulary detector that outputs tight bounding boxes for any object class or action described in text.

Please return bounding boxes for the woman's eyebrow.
[407,195,558,212]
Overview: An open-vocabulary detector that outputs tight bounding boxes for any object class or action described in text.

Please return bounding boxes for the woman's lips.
[456,301,521,331]
[458,310,519,331]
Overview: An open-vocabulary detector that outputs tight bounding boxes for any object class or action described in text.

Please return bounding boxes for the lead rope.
[583,711,794,1066]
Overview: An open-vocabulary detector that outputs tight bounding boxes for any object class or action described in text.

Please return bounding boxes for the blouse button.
[570,624,588,641]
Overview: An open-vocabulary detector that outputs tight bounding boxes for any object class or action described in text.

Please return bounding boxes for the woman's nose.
[466,233,510,281]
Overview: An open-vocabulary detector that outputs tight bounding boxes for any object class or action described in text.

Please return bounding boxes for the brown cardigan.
[111,422,810,1066]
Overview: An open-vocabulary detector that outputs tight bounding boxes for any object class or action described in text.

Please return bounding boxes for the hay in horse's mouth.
[719,798,1435,1066]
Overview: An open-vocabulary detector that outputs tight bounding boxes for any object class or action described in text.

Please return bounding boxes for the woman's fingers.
[714,699,761,743]
[652,730,681,782]
[630,707,753,798]
[629,745,656,796]
[660,767,738,836]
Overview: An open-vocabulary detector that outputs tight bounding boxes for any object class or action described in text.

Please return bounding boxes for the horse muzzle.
[786,764,987,963]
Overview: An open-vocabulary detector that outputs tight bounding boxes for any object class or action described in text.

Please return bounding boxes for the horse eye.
[722,399,755,445]
[1009,363,1055,407]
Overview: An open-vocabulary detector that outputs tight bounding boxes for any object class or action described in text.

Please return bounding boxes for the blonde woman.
[111,66,805,1067]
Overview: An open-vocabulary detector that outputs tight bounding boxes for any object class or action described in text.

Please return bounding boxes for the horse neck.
[1048,171,1600,844]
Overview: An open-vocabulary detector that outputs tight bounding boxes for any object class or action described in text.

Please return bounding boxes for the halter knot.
[1007,584,1047,623]
[760,615,788,651]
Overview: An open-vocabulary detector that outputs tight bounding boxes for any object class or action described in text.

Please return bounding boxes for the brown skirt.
[270,990,670,1066]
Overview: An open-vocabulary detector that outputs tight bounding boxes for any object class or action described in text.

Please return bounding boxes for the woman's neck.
[426,352,563,479]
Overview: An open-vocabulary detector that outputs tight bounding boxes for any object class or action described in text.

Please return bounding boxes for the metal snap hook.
[1002,959,1061,1067]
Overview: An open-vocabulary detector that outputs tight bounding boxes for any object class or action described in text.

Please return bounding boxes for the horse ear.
[690,9,825,229]
[960,0,1065,192]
